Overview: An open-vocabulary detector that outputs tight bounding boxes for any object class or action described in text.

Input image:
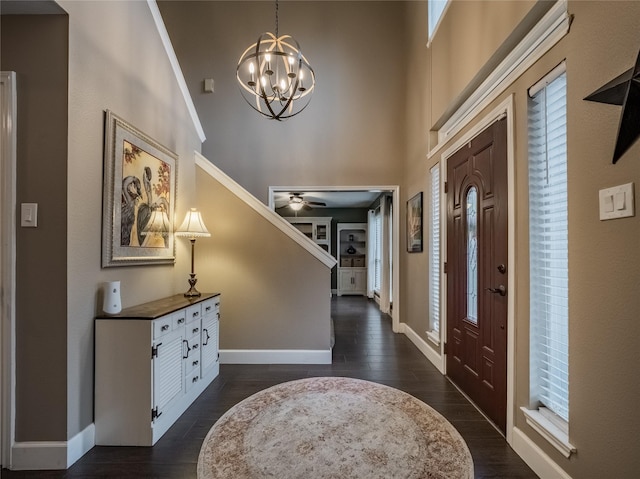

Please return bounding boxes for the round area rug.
[197,377,473,479]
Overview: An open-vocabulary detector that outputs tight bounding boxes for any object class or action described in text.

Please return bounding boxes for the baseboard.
[399,323,445,374]
[512,427,572,479]
[220,349,332,364]
[11,423,95,470]
[67,423,95,468]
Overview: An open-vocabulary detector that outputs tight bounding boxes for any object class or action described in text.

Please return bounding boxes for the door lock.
[486,285,507,296]
[497,264,506,274]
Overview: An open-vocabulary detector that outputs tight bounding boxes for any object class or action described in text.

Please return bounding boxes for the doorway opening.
[268,186,400,332]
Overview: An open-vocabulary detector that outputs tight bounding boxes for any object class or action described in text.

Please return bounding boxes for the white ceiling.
[272,190,384,210]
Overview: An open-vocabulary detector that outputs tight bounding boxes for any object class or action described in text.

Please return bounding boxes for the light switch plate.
[599,182,634,220]
[21,203,38,227]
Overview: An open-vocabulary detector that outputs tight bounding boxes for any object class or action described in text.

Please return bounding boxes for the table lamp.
[175,208,211,297]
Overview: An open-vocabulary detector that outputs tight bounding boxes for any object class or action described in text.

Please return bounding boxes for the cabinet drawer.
[153,316,173,339]
[187,323,201,338]
[185,354,200,376]
[202,297,219,317]
[186,304,201,324]
[173,309,187,329]
[185,368,201,393]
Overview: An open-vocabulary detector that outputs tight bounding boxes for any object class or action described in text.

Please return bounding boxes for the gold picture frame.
[102,110,178,267]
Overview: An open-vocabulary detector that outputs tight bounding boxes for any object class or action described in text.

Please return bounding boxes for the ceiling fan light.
[289,196,304,211]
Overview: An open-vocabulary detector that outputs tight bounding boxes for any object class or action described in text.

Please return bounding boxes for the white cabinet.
[95,293,220,446]
[338,268,367,295]
[337,223,367,296]
[285,216,332,253]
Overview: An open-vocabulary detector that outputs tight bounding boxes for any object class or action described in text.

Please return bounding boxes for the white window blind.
[528,68,569,423]
[373,208,382,293]
[429,165,440,334]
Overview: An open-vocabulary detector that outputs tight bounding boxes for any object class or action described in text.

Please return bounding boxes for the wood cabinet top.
[96,293,220,320]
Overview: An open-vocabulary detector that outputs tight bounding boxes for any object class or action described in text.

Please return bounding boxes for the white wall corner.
[512,427,573,479]
[399,323,445,374]
[220,349,332,365]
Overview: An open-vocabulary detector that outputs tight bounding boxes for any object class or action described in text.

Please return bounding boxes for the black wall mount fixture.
[584,47,640,164]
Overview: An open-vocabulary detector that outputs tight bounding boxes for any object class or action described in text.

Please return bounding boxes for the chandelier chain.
[275,0,279,38]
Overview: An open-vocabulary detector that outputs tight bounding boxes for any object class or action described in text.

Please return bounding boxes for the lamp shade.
[176,208,211,238]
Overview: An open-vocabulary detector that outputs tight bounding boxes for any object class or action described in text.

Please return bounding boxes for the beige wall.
[401,0,431,352]
[158,1,407,203]
[196,169,332,351]
[60,0,204,438]
[1,14,69,441]
[429,0,539,127]
[415,1,640,477]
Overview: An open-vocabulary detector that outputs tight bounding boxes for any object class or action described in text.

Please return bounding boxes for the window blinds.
[373,208,382,293]
[528,70,569,422]
[430,165,440,334]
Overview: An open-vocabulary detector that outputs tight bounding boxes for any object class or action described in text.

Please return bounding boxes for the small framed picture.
[407,192,423,253]
[102,110,178,267]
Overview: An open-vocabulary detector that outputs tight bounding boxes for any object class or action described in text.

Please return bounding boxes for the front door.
[446,117,508,433]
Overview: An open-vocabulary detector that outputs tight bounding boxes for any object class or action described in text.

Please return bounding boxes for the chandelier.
[236,0,315,121]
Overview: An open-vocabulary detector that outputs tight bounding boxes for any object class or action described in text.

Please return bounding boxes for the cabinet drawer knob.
[193,360,199,366]
[193,311,199,318]
[177,318,185,324]
[161,324,169,331]
[192,376,199,383]
[192,327,199,334]
[205,306,212,312]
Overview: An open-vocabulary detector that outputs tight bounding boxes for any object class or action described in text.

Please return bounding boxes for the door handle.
[486,285,507,296]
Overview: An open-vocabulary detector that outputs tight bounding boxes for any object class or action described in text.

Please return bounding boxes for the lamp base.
[184,273,201,298]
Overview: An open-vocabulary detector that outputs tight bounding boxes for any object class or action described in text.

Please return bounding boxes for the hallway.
[2,296,537,478]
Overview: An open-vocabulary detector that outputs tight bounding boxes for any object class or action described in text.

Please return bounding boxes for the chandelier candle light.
[237,0,315,120]
[176,208,211,298]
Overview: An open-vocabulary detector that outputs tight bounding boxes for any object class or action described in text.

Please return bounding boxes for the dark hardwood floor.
[2,296,537,478]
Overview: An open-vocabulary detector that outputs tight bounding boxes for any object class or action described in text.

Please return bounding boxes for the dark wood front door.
[446,117,508,433]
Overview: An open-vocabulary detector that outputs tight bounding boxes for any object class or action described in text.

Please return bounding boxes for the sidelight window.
[428,164,441,339]
[524,61,575,457]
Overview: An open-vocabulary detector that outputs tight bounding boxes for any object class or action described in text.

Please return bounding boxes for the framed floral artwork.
[407,192,423,253]
[102,110,178,267]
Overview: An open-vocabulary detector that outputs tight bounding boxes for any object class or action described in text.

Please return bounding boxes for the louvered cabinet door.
[201,309,219,376]
[152,328,185,421]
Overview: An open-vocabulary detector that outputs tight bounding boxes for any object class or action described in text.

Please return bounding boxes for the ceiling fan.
[285,193,326,211]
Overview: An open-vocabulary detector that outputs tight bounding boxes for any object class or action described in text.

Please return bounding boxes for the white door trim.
[268,185,401,333]
[1,71,17,469]
[440,94,516,445]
